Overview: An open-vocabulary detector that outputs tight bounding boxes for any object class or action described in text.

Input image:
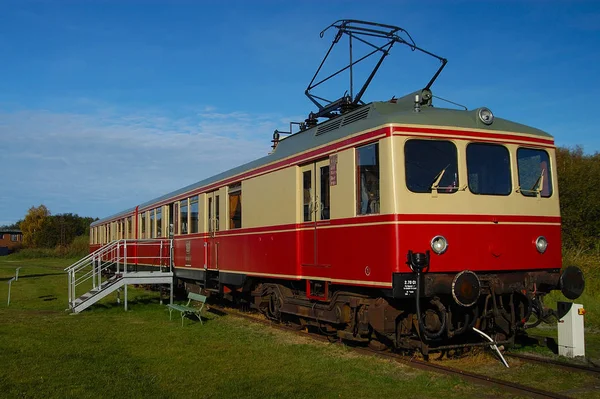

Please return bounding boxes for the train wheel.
[266,290,282,321]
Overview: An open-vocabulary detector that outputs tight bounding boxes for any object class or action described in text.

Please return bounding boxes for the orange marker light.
[578,308,586,316]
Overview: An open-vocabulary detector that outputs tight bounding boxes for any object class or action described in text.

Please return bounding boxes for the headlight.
[452,270,481,307]
[535,236,548,254]
[478,107,494,125]
[431,235,448,255]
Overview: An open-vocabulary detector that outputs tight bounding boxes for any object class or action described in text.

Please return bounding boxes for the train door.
[315,159,331,266]
[300,164,316,267]
[207,191,220,269]
[300,159,330,267]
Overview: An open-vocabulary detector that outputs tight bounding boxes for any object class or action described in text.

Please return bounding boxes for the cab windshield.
[405,139,458,193]
[517,148,552,197]
[466,143,511,195]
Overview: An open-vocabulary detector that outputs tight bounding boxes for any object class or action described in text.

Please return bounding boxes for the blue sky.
[1,0,599,225]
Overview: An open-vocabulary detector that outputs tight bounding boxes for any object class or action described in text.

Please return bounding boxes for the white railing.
[65,239,172,310]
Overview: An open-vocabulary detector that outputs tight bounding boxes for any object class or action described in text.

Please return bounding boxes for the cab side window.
[356,143,380,215]
[517,148,552,197]
[229,183,242,229]
[180,199,188,234]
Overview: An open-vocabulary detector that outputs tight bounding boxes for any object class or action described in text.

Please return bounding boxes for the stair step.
[204,288,220,293]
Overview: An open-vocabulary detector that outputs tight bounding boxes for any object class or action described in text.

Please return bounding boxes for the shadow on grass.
[515,333,559,354]
[545,337,559,354]
[87,295,165,312]
[165,313,213,326]
[76,294,221,326]
[206,307,228,317]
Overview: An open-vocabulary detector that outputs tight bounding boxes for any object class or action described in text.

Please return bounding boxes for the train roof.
[91,97,552,227]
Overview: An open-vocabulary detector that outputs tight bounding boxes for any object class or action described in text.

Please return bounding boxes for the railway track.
[505,352,600,377]
[209,305,574,399]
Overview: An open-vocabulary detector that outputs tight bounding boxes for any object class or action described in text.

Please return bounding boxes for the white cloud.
[0,106,283,223]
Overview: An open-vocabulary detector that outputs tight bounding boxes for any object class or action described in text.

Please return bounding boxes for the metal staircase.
[65,239,174,313]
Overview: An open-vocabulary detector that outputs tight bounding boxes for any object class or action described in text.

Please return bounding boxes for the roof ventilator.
[315,119,343,136]
[341,107,370,126]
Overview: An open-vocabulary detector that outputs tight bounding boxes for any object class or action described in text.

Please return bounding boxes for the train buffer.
[167,292,206,326]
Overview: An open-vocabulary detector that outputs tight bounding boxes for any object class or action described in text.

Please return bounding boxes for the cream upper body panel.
[92,100,558,230]
[244,167,298,228]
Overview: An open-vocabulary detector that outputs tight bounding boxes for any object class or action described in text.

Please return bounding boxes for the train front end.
[383,91,584,349]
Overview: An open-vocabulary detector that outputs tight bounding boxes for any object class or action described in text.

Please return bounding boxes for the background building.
[0,229,23,255]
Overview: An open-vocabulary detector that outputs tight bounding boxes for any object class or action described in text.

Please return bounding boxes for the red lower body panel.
[91,214,561,289]
[167,214,561,288]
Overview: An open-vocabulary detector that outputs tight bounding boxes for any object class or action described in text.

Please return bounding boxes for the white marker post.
[7,277,16,306]
[557,302,586,358]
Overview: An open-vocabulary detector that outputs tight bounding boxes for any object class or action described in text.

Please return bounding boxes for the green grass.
[442,350,600,399]
[1,256,516,399]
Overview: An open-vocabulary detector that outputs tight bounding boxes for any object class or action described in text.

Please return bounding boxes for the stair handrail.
[67,238,173,309]
[66,239,125,308]
[64,239,125,272]
[72,255,124,287]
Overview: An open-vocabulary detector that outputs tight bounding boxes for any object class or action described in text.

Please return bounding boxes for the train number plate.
[392,274,419,298]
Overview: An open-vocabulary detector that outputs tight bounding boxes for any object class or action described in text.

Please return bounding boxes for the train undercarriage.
[184,264,584,355]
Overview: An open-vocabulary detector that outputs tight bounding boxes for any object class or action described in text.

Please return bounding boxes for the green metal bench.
[167,292,206,326]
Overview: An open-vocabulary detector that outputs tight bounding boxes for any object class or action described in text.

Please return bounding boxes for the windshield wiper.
[517,168,545,196]
[430,164,449,192]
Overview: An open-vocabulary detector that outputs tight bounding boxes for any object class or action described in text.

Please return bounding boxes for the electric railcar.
[89,21,584,352]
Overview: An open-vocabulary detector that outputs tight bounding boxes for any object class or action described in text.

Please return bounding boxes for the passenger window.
[517,148,552,197]
[208,197,213,232]
[140,212,146,239]
[229,184,242,229]
[215,195,220,231]
[356,143,380,215]
[190,196,199,233]
[467,143,511,195]
[156,208,162,237]
[303,170,312,222]
[320,165,330,220]
[150,211,155,238]
[168,203,174,237]
[405,140,458,194]
[180,199,189,234]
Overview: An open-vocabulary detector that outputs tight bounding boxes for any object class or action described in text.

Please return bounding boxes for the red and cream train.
[89,21,584,352]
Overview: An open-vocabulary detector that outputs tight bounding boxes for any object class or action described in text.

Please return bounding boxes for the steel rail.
[505,352,600,376]
[209,305,572,399]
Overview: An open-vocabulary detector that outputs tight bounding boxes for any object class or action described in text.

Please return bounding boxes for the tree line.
[1,205,97,250]
[556,146,600,252]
